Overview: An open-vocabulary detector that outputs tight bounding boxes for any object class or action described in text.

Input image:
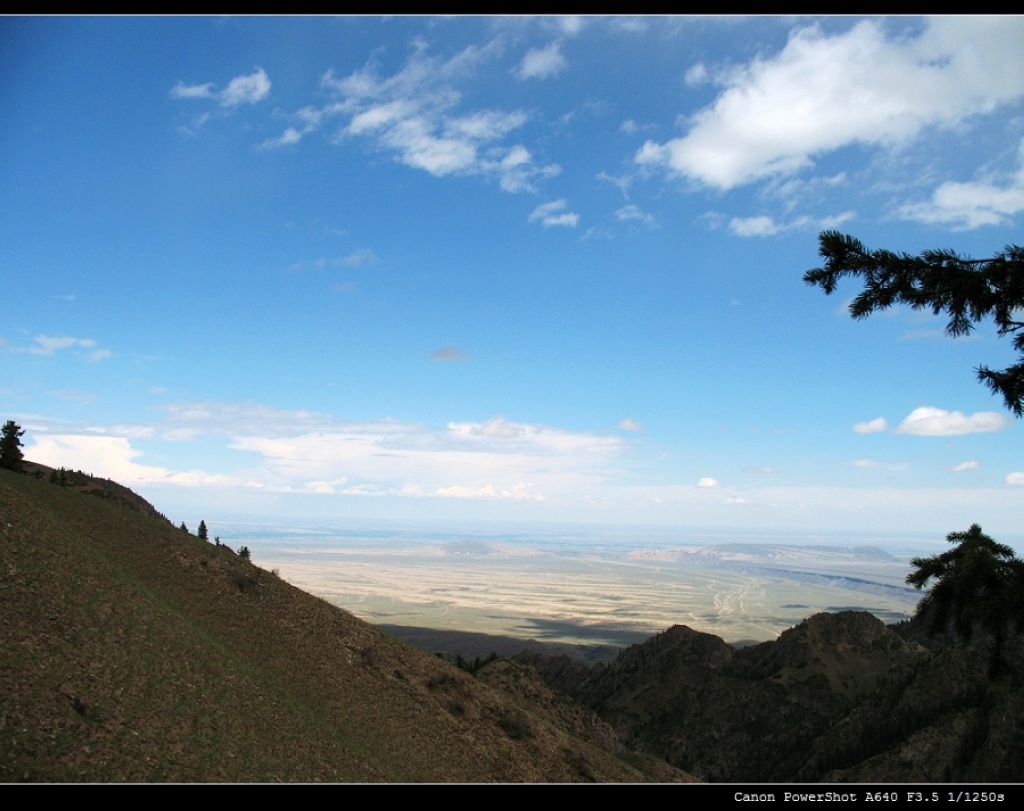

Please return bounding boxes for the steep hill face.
[0,470,689,782]
[520,612,1024,783]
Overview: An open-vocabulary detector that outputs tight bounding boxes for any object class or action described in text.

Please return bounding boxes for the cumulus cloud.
[112,402,630,502]
[895,406,1008,436]
[514,41,567,80]
[1007,472,1024,485]
[951,460,980,472]
[635,17,1024,190]
[617,417,642,432]
[26,434,227,488]
[697,477,722,488]
[528,199,579,228]
[220,67,271,107]
[853,417,888,434]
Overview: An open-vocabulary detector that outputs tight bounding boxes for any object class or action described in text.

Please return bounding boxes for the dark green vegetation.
[908,524,1024,675]
[1,420,25,473]
[805,232,1024,415]
[0,467,688,782]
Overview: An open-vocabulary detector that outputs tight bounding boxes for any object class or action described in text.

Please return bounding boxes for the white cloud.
[334,248,379,268]
[685,63,709,87]
[635,17,1024,190]
[514,41,567,80]
[697,477,722,488]
[729,215,780,237]
[853,417,888,434]
[105,402,629,502]
[617,417,642,432]
[301,41,560,192]
[896,406,1009,436]
[615,204,657,227]
[727,210,854,238]
[432,482,543,501]
[259,127,302,150]
[850,458,908,471]
[169,81,214,100]
[1007,472,1024,485]
[898,142,1024,229]
[528,199,579,228]
[220,67,271,107]
[170,67,270,108]
[26,434,226,488]
[25,334,111,362]
[951,460,980,472]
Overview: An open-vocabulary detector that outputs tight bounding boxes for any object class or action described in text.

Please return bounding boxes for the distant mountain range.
[3,464,1021,782]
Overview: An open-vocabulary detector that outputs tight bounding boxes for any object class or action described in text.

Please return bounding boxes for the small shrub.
[498,712,533,740]
[238,545,251,560]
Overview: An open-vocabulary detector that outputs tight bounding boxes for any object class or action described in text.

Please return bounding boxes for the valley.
[234,524,924,648]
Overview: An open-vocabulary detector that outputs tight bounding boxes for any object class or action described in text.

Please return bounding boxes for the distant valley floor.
[242,530,922,648]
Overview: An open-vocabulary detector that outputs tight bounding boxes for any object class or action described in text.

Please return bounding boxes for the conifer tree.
[805,232,1024,416]
[0,420,25,473]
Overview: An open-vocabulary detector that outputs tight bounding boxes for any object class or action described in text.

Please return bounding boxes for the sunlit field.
[232,523,925,647]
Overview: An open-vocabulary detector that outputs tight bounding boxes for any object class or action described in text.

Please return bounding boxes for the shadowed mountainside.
[0,468,690,782]
[518,612,1024,782]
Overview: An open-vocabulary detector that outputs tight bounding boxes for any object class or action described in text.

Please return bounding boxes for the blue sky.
[3,16,1023,538]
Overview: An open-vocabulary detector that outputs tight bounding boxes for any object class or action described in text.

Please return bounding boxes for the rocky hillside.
[519,611,1024,782]
[0,468,691,782]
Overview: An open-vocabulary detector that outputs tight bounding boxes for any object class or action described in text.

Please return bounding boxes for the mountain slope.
[0,469,688,782]
[520,612,1024,782]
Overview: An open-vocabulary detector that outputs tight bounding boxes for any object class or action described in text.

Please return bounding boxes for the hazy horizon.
[210,518,947,646]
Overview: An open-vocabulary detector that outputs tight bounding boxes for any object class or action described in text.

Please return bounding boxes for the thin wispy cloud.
[728,211,855,238]
[430,346,468,362]
[19,335,111,363]
[615,204,657,227]
[257,39,563,193]
[528,198,579,228]
[171,67,270,107]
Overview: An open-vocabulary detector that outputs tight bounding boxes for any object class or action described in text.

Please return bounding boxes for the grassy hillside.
[0,469,688,782]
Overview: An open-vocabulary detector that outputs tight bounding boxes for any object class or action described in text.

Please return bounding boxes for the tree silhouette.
[198,520,208,542]
[907,524,1024,673]
[804,232,1024,416]
[1,420,25,473]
